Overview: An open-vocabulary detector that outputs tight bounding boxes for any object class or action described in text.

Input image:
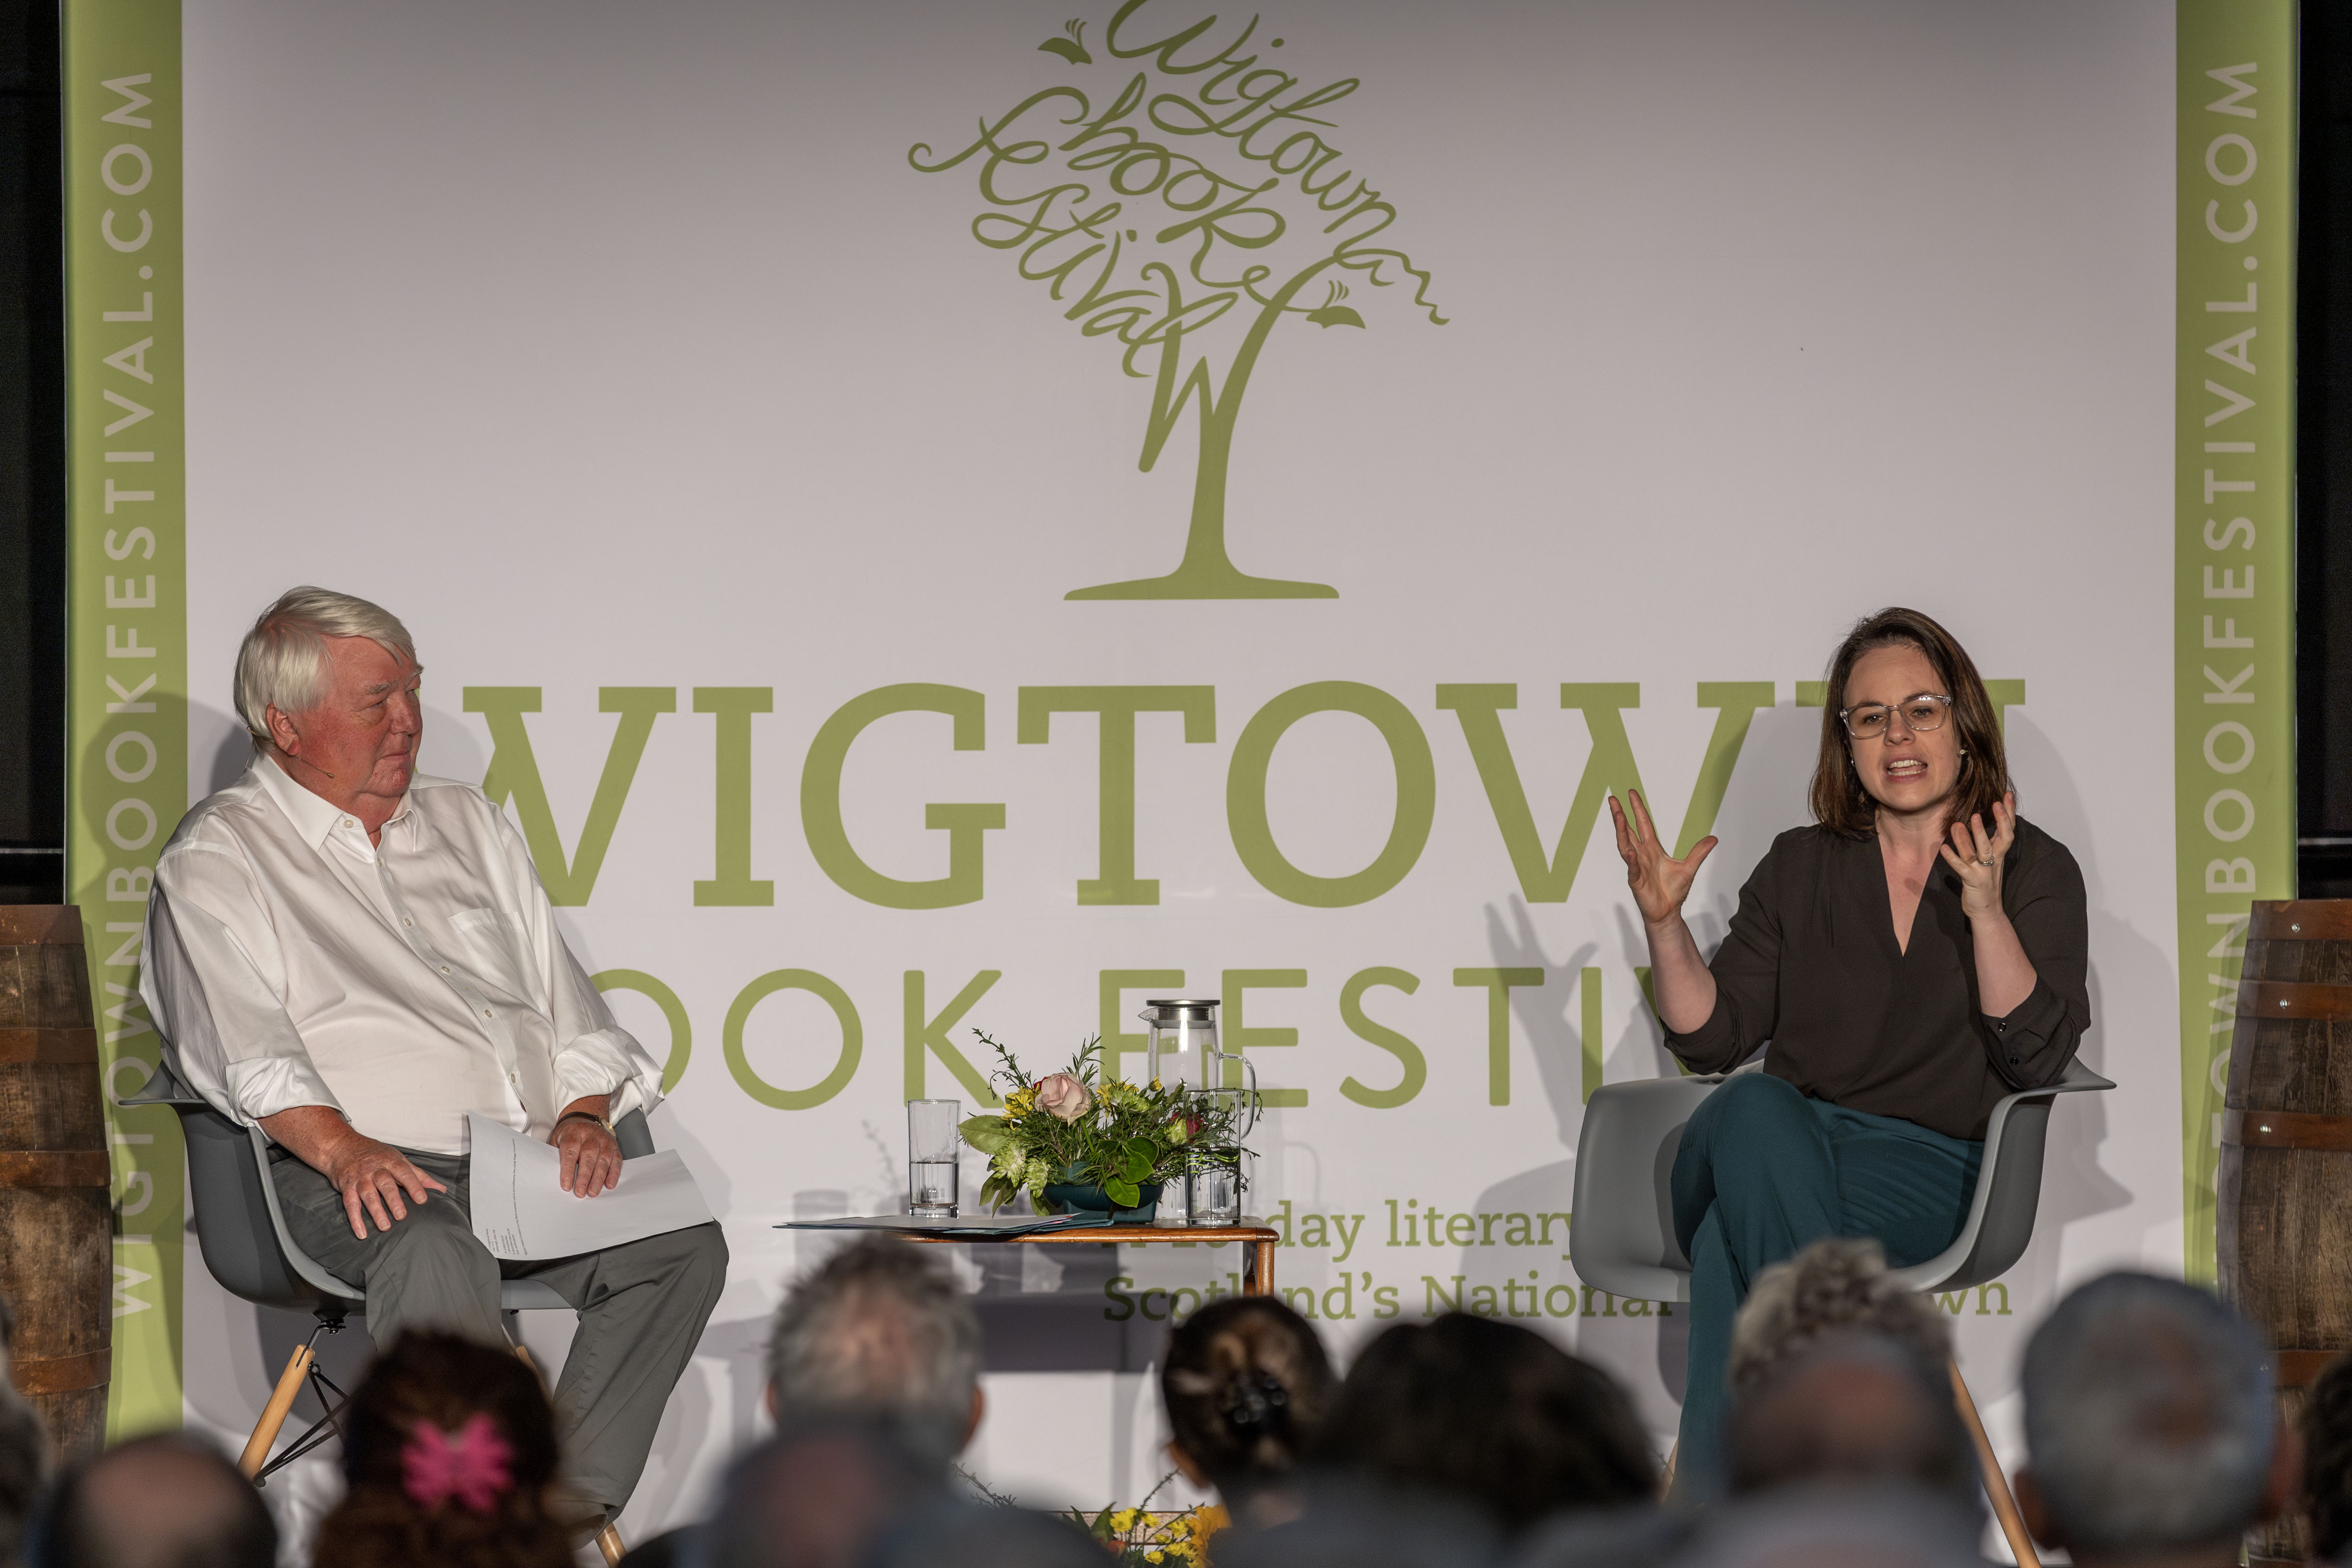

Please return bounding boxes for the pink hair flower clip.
[401,1412,514,1514]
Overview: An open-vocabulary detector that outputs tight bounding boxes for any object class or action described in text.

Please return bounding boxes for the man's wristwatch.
[555,1110,614,1136]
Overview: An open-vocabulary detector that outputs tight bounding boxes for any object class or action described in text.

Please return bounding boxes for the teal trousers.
[1670,1072,1980,1485]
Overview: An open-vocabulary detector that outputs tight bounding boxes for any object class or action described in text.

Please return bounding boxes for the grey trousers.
[271,1147,728,1513]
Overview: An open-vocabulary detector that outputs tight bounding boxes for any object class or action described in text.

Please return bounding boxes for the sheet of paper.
[467,1114,714,1261]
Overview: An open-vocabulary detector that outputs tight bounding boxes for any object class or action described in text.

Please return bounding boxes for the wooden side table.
[901,1217,1279,1296]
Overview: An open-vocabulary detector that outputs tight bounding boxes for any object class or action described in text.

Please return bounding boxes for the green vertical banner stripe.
[64,0,187,1435]
[2175,1,2295,1285]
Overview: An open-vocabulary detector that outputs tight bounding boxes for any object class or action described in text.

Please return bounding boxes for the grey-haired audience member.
[1725,1333,1977,1512]
[704,1424,1104,1568]
[1674,1486,1983,1568]
[1727,1238,1952,1395]
[764,1235,985,1467]
[2016,1272,2299,1568]
[30,1434,276,1568]
[623,1237,990,1568]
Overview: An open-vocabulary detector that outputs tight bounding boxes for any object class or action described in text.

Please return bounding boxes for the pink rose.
[1035,1074,1092,1122]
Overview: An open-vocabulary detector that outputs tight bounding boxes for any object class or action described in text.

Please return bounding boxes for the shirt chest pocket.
[447,907,531,994]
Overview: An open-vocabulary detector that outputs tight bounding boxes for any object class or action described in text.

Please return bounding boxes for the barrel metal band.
[10,1349,110,1396]
[2222,1109,2352,1151]
[2236,981,2352,1022]
[0,907,84,945]
[2251,901,2352,942]
[0,1028,99,1064]
[0,1151,110,1188]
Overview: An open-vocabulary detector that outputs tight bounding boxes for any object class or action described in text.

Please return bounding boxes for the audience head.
[311,1331,569,1568]
[1160,1297,1336,1508]
[1679,1487,1983,1568]
[33,1433,275,1568]
[706,1424,941,1568]
[2302,1350,2352,1561]
[1725,1333,1975,1508]
[765,1236,983,1469]
[1313,1312,1656,1537]
[1728,1238,1951,1395]
[2018,1271,2293,1563]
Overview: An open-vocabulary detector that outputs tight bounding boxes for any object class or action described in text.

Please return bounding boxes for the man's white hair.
[765,1236,981,1467]
[233,586,417,740]
[2022,1272,2275,1553]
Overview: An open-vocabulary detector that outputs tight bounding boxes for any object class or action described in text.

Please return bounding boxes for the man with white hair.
[139,586,727,1533]
[2015,1272,2299,1568]
[764,1234,985,1465]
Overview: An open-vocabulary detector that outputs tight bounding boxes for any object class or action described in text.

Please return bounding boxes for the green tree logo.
[910,2,1447,600]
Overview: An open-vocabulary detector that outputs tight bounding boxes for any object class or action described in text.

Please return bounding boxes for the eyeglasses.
[1840,693,1953,739]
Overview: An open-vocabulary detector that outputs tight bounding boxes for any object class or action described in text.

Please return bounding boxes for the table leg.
[1247,1239,1275,1296]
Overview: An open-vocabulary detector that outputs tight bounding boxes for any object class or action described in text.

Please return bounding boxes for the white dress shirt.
[141,755,662,1155]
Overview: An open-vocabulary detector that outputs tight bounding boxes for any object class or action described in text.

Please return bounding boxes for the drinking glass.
[1184,1147,1243,1225]
[907,1099,961,1217]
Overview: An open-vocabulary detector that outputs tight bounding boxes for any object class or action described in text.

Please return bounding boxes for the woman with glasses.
[1608,605,2089,1483]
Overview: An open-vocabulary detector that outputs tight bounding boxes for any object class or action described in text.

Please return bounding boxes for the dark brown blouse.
[1663,817,2090,1141]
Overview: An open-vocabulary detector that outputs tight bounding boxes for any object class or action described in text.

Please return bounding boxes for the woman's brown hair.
[1160,1296,1336,1499]
[313,1332,571,1568]
[1808,606,2012,839]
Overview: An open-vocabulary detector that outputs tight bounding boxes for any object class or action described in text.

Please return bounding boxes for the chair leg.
[239,1343,315,1479]
[596,1523,626,1564]
[1949,1359,2040,1568]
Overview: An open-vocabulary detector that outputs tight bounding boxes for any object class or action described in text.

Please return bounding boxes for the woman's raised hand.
[1609,788,1716,927]
[1939,790,2018,923]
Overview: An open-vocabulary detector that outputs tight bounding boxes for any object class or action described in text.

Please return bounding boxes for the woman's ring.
[1975,856,1994,866]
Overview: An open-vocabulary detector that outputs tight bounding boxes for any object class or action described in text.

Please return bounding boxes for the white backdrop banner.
[71,0,2255,1541]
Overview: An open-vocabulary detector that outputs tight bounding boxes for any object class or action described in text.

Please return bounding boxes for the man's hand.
[554,1096,621,1198]
[259,1104,447,1240]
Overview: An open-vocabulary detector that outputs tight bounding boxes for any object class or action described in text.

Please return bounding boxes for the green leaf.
[1120,1150,1151,1182]
[1124,1135,1158,1163]
[1105,1176,1140,1207]
[960,1117,1013,1156]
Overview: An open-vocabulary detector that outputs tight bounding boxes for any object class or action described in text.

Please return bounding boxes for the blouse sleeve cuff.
[1982,975,2068,1068]
[1664,996,1744,1072]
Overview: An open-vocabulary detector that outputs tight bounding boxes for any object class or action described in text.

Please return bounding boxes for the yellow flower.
[1109,1508,1139,1533]
[1144,1552,1164,1564]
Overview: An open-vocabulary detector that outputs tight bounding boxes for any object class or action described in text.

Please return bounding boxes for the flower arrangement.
[959,1031,1250,1213]
[1067,1476,1225,1564]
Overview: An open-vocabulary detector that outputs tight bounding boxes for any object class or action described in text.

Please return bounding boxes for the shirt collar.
[253,754,414,849]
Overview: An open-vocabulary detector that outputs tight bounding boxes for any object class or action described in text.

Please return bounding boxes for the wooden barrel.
[2219,898,2352,1564]
[0,907,112,1463]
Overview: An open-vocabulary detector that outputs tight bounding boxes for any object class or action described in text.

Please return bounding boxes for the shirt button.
[439,966,451,975]
[343,817,355,827]
[483,1009,495,1019]
[403,918,413,928]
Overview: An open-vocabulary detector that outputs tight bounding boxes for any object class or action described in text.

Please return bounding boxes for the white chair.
[1570,1057,2114,1568]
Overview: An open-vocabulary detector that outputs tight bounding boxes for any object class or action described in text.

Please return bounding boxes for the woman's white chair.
[122,1056,647,1564]
[1569,1056,2113,1568]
